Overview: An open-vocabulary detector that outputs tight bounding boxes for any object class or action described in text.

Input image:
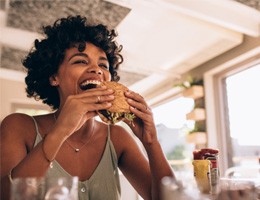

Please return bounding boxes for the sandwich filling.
[99,110,135,124]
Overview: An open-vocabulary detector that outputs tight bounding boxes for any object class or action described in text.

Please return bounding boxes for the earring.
[52,81,58,86]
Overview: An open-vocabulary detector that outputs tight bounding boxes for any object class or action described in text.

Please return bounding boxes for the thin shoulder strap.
[107,124,111,139]
[107,124,118,169]
[31,116,40,135]
[30,116,42,147]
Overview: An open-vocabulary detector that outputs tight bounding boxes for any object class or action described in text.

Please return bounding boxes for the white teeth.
[81,80,101,87]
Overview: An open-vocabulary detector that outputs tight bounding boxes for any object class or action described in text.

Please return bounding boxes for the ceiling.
[111,0,260,97]
[1,0,260,103]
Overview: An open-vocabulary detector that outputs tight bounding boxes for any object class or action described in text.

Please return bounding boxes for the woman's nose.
[88,65,103,75]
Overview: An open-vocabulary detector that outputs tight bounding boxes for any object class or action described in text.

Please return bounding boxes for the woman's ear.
[49,75,59,86]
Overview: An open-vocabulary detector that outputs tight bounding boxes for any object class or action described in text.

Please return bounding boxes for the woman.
[0,15,175,200]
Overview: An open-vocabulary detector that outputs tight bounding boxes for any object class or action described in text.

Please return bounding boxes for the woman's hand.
[124,91,158,145]
[54,86,114,137]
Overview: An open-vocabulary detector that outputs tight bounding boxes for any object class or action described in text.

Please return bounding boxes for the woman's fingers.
[125,91,150,113]
[84,102,112,112]
[72,87,115,104]
[128,99,150,114]
[125,90,144,101]
[80,94,114,104]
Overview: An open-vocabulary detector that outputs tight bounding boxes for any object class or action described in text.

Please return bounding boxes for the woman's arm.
[114,125,174,200]
[121,91,175,200]
[0,113,65,199]
[142,140,175,200]
[1,88,114,199]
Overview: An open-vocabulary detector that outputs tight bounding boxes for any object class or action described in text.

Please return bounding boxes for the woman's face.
[52,42,111,103]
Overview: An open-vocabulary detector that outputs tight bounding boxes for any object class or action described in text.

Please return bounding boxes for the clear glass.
[216,178,257,200]
[11,177,45,200]
[44,176,78,200]
[161,176,212,200]
[225,64,260,166]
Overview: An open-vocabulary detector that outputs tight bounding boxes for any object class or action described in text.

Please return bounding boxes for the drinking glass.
[44,176,78,200]
[11,177,45,200]
[217,178,256,200]
[161,175,211,200]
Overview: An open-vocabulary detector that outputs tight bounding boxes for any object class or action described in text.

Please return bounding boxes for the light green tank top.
[32,117,121,200]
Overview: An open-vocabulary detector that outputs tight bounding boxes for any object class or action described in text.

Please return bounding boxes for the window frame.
[204,46,260,175]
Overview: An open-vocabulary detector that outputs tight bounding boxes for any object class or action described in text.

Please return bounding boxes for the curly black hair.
[23,15,123,110]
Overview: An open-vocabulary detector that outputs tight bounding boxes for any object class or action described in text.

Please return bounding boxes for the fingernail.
[109,95,115,99]
[108,89,113,92]
[101,86,107,89]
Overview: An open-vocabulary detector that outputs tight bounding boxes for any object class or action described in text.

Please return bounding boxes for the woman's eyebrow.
[99,56,108,62]
[68,53,88,61]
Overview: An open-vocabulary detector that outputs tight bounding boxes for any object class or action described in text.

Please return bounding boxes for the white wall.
[0,69,51,121]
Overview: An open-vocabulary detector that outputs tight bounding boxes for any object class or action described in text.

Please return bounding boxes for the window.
[12,102,51,116]
[224,63,260,166]
[204,52,260,174]
[14,108,50,116]
[152,97,195,170]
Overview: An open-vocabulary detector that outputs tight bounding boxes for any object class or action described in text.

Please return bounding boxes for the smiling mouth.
[79,80,101,90]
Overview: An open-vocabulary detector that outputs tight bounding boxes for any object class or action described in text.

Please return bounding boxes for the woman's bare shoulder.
[1,112,33,125]
[109,123,141,151]
[0,113,35,137]
[110,124,133,141]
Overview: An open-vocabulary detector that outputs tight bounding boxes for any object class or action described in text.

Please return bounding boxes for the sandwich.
[97,81,135,124]
[80,80,135,124]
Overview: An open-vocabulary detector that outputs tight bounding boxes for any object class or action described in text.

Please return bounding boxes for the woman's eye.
[73,60,88,65]
[99,64,109,70]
